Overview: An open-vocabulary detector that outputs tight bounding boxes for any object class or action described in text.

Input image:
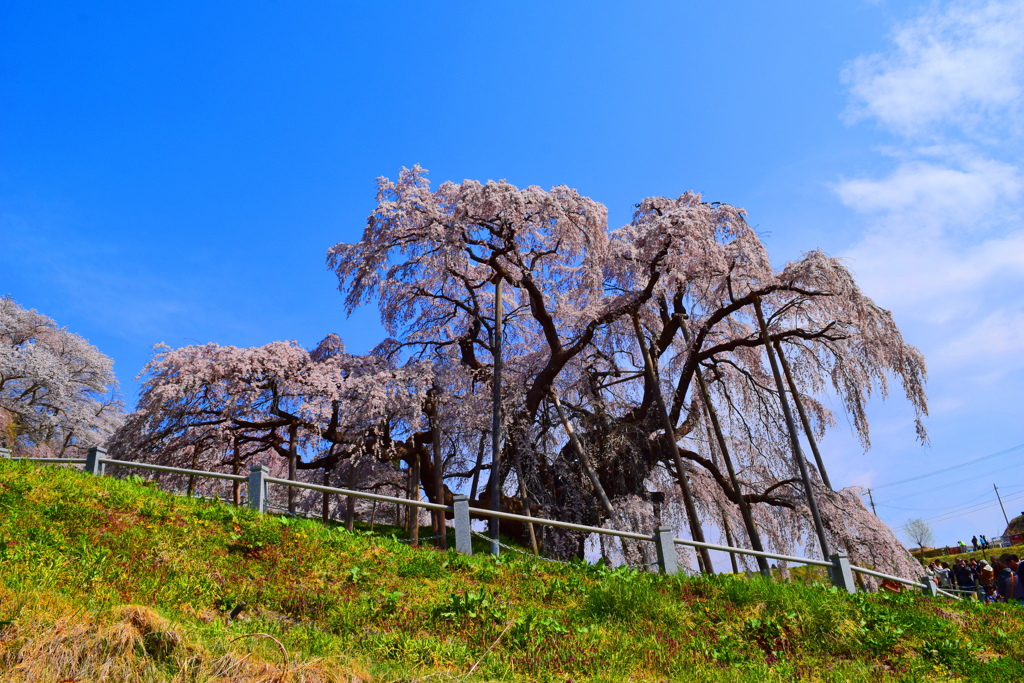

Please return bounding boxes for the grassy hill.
[1,460,1022,682]
[920,543,1024,568]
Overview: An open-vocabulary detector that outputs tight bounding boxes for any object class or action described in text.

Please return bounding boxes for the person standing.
[996,554,1022,603]
[972,535,979,552]
[978,560,995,603]
[937,562,953,589]
[953,559,975,591]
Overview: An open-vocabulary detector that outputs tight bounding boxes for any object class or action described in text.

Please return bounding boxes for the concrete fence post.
[248,465,268,514]
[829,552,856,593]
[85,447,106,475]
[653,525,678,575]
[453,495,472,556]
[920,576,938,597]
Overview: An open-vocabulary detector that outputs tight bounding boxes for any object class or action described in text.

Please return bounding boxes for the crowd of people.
[925,553,1024,603]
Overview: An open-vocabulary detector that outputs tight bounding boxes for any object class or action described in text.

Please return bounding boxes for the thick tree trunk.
[469,430,486,501]
[490,276,503,556]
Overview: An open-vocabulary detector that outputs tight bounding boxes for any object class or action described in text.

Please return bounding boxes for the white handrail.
[8,454,951,594]
[13,457,87,464]
[262,476,450,512]
[847,565,924,589]
[100,458,248,481]
[672,536,834,568]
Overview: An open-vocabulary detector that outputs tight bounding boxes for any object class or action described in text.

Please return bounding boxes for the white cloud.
[836,0,1024,369]
[835,155,1021,226]
[844,226,1024,323]
[843,0,1024,138]
[941,307,1024,364]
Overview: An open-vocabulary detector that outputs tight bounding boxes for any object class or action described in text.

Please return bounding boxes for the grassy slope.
[923,545,1024,567]
[1,461,1023,683]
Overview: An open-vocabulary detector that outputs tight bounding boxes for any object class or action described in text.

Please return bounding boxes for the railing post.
[85,447,106,475]
[453,494,472,556]
[653,525,678,575]
[829,552,856,593]
[248,465,268,514]
[920,576,938,597]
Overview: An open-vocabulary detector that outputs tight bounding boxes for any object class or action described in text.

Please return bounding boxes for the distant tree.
[109,335,437,512]
[904,518,935,549]
[0,296,123,456]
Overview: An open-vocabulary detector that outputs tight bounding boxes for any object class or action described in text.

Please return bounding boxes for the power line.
[894,491,1024,527]
[878,487,998,511]
[893,491,1024,531]
[876,462,1023,505]
[872,442,1024,491]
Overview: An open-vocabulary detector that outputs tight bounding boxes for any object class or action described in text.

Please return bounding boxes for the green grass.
[920,544,1024,567]
[1,459,1023,682]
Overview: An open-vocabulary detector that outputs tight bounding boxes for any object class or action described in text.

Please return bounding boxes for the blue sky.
[2,1,1022,548]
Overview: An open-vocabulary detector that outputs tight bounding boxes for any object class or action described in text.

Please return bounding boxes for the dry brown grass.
[0,589,369,682]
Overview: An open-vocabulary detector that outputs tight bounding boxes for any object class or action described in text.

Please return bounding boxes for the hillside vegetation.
[1,460,1022,682]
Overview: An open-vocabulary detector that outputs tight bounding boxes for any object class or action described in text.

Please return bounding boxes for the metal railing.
[3,447,948,597]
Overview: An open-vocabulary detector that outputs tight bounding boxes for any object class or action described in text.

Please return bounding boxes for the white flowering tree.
[115,166,927,578]
[0,297,123,456]
[110,335,436,512]
[325,166,927,576]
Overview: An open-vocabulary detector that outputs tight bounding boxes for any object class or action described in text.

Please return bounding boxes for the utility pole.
[995,484,1010,526]
[867,489,878,516]
[490,276,503,557]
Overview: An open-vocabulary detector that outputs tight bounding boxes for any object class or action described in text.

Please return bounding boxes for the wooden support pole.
[517,469,539,555]
[409,453,420,548]
[489,276,503,556]
[681,316,771,577]
[752,295,830,560]
[322,468,331,523]
[774,340,833,491]
[430,394,447,550]
[632,314,713,575]
[287,423,298,515]
[551,389,616,520]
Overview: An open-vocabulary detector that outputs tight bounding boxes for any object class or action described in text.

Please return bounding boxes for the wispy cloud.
[837,0,1024,377]
[842,0,1024,139]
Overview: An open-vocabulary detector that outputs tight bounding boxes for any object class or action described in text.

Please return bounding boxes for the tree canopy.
[113,167,928,578]
[0,296,123,456]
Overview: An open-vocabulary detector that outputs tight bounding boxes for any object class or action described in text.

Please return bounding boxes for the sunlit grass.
[1,459,1022,681]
